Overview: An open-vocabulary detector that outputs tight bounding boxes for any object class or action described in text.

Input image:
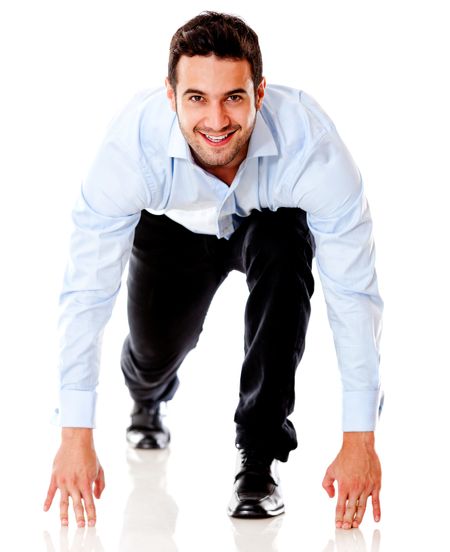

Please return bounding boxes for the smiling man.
[45,12,383,530]
[169,55,264,183]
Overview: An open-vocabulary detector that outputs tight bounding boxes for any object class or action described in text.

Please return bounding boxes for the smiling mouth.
[198,129,238,145]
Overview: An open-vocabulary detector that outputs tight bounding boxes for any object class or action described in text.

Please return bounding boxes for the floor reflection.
[323,529,381,552]
[41,448,381,552]
[43,528,105,552]
[119,447,178,552]
[230,516,284,552]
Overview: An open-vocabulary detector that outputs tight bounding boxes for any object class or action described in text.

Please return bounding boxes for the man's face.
[166,55,265,176]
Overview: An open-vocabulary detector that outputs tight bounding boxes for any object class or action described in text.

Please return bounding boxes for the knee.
[243,215,314,293]
[122,331,199,376]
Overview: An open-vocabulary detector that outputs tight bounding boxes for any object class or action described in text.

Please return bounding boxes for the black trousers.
[121,208,314,462]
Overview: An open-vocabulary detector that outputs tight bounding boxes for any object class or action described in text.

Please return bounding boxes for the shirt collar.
[247,112,279,158]
[167,117,191,159]
[167,111,278,161]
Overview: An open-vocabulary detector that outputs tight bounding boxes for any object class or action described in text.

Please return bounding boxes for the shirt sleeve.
[296,131,384,431]
[55,138,151,427]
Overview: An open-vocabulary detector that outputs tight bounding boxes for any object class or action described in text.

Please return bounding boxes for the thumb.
[43,478,57,511]
[94,466,105,499]
[322,468,336,498]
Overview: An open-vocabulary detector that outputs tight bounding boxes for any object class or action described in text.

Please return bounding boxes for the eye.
[189,95,204,103]
[227,95,242,102]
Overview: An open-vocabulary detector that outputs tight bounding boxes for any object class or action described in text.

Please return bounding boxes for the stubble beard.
[177,114,257,170]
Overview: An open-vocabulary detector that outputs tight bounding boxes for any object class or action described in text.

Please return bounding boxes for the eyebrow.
[182,88,249,97]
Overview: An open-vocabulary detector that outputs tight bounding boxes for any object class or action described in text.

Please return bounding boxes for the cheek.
[178,106,201,134]
[242,107,257,130]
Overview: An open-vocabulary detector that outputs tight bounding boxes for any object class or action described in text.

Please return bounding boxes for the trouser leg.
[121,211,225,407]
[229,208,315,462]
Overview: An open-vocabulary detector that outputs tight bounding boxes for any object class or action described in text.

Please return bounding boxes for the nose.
[204,101,230,132]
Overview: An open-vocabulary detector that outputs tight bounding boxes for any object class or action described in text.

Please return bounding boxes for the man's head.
[168,11,263,95]
[165,12,266,181]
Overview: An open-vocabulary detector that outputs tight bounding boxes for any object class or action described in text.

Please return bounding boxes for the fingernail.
[61,519,68,526]
[88,520,95,527]
[335,521,342,528]
[375,515,380,522]
[343,522,350,529]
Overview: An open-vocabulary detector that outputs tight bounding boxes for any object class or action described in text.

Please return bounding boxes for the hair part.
[168,12,263,94]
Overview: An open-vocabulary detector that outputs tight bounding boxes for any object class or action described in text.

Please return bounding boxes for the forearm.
[309,196,383,431]
[57,192,141,427]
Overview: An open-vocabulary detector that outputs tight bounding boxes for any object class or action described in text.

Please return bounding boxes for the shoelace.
[235,451,277,485]
[130,405,161,429]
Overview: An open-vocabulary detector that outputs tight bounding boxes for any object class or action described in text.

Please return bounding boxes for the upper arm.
[293,129,381,299]
[82,139,151,218]
[295,130,362,223]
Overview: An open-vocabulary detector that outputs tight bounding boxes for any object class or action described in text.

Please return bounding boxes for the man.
[44,12,383,529]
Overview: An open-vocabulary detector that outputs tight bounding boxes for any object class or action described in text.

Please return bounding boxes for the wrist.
[61,427,94,445]
[342,431,375,447]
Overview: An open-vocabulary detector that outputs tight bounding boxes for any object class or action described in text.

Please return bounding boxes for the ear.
[165,77,176,112]
[255,77,266,110]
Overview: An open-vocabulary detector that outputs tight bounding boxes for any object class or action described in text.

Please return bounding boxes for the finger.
[372,489,381,522]
[44,479,57,511]
[342,495,359,530]
[81,487,97,527]
[94,467,105,499]
[335,489,348,529]
[352,494,368,528]
[69,489,86,528]
[322,470,336,498]
[60,489,70,526]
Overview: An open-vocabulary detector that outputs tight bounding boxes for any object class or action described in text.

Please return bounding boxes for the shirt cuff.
[342,389,383,431]
[52,390,97,428]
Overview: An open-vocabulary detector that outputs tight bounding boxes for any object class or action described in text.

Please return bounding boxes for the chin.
[200,152,237,168]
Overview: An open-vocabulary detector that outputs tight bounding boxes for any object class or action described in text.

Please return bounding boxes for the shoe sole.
[227,504,285,519]
[130,440,169,450]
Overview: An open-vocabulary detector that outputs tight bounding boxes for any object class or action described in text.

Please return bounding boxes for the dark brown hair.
[168,12,263,94]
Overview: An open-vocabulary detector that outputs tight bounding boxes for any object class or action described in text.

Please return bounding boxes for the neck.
[203,165,238,186]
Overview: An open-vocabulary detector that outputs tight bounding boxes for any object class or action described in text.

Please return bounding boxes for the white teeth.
[205,133,228,142]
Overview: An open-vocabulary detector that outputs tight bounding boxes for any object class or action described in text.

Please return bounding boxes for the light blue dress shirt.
[56,85,383,431]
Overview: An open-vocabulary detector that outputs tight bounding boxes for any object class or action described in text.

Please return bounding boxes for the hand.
[43,428,105,527]
[322,432,381,529]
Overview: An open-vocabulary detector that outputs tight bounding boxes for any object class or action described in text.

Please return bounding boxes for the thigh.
[127,211,225,358]
[228,208,314,283]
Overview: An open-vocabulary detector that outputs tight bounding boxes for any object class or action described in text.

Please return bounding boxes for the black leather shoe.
[228,449,285,518]
[126,402,170,449]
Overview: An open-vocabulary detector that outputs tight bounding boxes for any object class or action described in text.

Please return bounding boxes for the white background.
[1,1,449,550]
